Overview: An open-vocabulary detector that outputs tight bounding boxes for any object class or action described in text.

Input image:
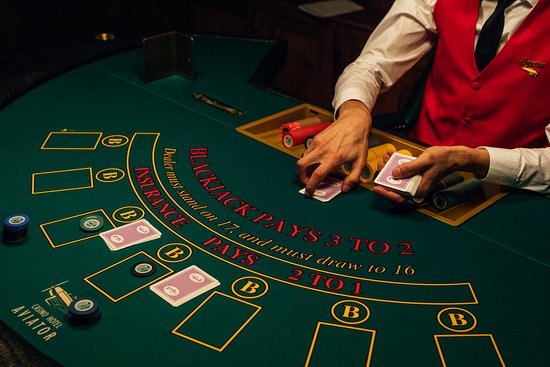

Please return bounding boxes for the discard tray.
[237,104,509,226]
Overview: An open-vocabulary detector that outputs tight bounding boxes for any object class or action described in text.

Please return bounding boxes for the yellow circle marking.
[95,168,125,183]
[331,300,370,325]
[102,135,129,148]
[437,307,477,333]
[157,243,192,263]
[231,276,269,299]
[112,206,145,224]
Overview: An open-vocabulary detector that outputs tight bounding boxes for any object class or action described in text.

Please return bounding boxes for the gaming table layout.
[0,35,548,366]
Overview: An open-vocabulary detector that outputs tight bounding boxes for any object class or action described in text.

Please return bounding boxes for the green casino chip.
[131,261,157,277]
[79,215,104,232]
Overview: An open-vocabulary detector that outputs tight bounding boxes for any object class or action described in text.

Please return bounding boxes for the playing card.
[99,219,161,251]
[374,152,422,197]
[299,176,343,202]
[150,265,220,307]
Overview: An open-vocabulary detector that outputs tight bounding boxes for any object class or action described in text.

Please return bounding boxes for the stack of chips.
[68,297,102,325]
[412,172,465,205]
[282,122,331,148]
[431,178,484,211]
[2,214,30,243]
[341,139,395,183]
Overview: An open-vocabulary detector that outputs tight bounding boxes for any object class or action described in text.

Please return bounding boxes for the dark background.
[0,0,427,114]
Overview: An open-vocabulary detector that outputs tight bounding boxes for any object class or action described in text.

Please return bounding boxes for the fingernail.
[305,187,315,198]
[341,184,350,193]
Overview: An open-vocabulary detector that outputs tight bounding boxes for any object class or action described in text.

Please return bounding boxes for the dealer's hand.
[297,100,372,197]
[373,146,491,203]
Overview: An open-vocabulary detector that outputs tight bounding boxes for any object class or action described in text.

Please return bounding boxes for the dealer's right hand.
[297,100,373,197]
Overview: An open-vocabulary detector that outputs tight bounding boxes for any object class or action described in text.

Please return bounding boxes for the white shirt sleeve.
[481,124,550,194]
[333,0,549,194]
[332,0,438,112]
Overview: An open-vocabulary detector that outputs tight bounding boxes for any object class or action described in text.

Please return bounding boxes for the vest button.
[472,82,481,90]
[463,117,473,125]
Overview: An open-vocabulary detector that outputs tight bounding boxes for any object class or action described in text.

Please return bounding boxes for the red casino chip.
[282,122,330,148]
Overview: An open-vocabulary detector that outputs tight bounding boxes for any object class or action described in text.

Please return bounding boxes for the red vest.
[412,0,549,149]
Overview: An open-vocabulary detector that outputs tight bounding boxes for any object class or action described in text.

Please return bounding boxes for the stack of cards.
[374,152,422,197]
[99,219,161,251]
[299,176,343,202]
[150,265,220,307]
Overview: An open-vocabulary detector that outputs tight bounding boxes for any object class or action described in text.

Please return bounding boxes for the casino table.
[0,35,548,367]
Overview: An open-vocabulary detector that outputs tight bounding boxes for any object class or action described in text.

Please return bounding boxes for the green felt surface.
[0,35,548,366]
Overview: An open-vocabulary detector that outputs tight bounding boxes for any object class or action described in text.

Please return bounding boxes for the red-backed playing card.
[374,152,422,197]
[149,265,220,307]
[99,219,161,251]
[299,176,343,202]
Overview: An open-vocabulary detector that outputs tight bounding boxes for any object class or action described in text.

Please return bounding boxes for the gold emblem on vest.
[519,58,545,78]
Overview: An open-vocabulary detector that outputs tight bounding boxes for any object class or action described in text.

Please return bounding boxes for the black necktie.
[475,0,516,71]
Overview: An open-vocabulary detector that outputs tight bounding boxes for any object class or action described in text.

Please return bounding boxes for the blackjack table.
[0,35,548,367]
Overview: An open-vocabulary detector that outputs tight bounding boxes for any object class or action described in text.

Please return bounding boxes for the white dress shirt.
[333,0,550,194]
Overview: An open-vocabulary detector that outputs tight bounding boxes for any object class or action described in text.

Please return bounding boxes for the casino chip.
[341,162,352,175]
[304,136,314,149]
[79,215,104,232]
[68,297,102,325]
[2,214,30,243]
[283,134,294,148]
[131,261,157,277]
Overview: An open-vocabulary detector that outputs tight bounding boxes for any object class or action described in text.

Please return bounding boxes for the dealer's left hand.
[373,146,490,203]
